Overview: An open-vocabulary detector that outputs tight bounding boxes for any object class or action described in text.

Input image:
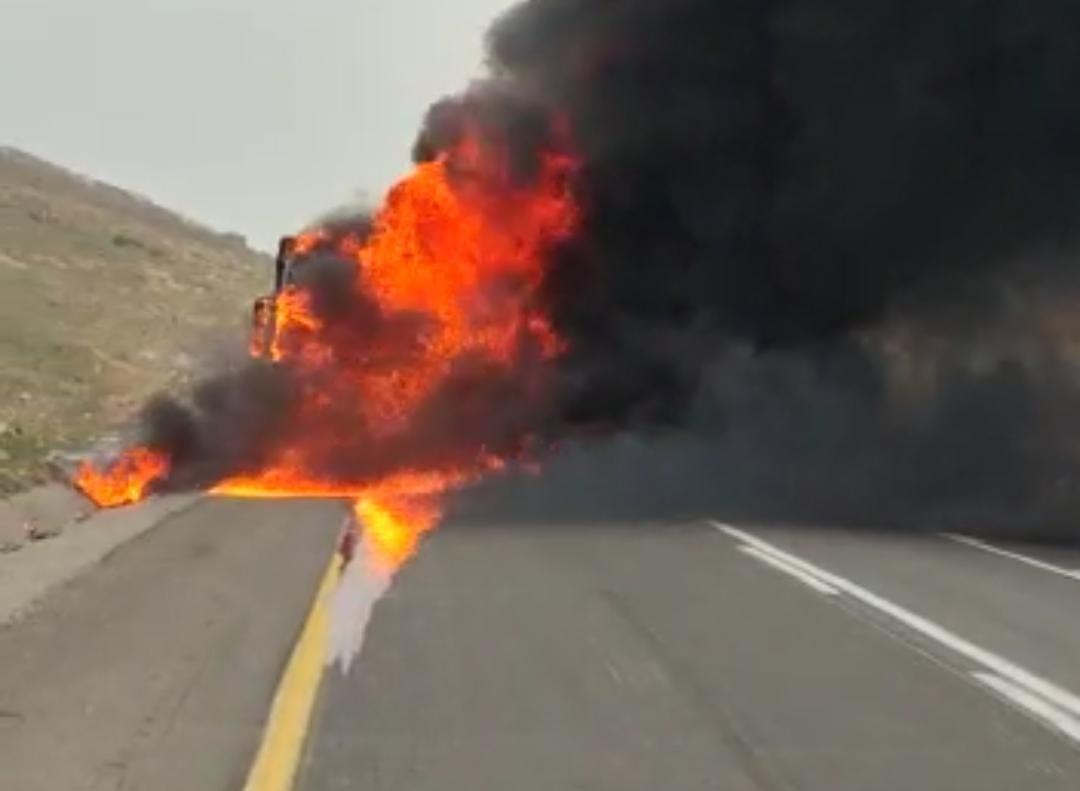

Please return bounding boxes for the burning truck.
[74,118,581,579]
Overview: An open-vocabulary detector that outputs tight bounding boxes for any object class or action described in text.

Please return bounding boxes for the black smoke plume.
[471,0,1080,417]
[452,0,1080,536]
[136,1,1080,536]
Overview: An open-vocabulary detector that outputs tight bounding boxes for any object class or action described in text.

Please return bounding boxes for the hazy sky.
[1,0,514,249]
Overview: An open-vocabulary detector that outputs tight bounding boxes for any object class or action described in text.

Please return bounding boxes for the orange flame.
[79,127,578,574]
[216,134,577,568]
[75,447,170,508]
[354,493,441,573]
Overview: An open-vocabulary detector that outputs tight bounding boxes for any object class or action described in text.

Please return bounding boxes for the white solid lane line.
[712,522,1080,743]
[974,673,1080,744]
[738,545,839,596]
[942,533,1080,584]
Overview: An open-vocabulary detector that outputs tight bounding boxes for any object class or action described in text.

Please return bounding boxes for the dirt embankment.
[0,146,269,493]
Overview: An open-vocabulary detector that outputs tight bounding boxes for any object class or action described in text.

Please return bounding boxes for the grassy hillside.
[0,147,271,493]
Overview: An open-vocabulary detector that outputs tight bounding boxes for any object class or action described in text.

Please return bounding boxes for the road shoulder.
[0,493,198,624]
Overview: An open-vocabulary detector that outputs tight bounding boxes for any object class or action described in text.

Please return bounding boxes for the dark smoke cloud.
[131,1,1080,536]
[140,361,298,490]
[456,0,1080,534]
[460,338,1080,538]
[476,0,1080,414]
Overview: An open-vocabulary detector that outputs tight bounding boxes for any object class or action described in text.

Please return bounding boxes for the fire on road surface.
[76,123,579,582]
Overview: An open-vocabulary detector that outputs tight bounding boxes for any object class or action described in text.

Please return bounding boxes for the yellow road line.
[243,553,340,791]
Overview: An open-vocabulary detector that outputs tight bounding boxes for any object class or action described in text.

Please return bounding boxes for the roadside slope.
[0,146,269,491]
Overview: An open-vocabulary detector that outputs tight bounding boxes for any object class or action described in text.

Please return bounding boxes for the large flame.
[76,128,578,572]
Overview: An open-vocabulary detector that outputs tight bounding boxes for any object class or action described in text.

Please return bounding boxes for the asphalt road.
[3,499,1080,790]
[297,520,1080,791]
[0,497,341,791]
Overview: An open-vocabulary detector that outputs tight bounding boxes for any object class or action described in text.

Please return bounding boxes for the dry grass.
[0,147,270,493]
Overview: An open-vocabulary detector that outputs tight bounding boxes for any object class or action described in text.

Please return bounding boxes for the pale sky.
[0,0,514,250]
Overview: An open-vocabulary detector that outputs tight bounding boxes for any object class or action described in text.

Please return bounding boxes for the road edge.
[0,493,200,626]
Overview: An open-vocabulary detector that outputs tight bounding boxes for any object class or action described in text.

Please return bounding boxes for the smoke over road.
[461,0,1080,534]
[84,1,1080,537]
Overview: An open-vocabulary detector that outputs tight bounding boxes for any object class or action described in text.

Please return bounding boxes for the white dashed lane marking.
[738,545,839,596]
[714,522,1080,747]
[943,533,1080,584]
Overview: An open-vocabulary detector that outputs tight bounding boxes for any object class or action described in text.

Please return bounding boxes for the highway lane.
[298,520,1080,791]
[0,497,341,791]
[2,499,1079,790]
[736,525,1080,701]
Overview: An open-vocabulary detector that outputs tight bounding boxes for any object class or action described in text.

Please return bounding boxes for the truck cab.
[250,235,297,358]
